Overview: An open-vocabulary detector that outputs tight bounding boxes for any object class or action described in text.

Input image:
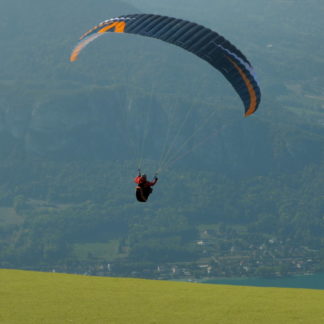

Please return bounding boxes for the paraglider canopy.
[70,13,261,116]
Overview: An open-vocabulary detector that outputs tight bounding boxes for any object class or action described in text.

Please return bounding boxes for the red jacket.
[134,176,158,187]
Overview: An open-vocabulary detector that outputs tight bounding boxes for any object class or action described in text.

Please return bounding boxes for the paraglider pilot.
[134,169,158,202]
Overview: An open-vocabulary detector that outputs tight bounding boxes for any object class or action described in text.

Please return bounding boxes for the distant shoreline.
[200,272,324,290]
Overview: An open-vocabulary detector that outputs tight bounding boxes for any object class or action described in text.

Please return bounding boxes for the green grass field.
[1,269,324,323]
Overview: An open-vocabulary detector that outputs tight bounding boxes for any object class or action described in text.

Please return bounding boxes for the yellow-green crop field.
[1,269,324,323]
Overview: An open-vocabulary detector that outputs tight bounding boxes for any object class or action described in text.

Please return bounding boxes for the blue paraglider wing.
[70,14,261,116]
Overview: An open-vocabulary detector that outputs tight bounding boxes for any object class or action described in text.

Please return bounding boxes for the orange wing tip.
[244,109,254,117]
[69,33,105,63]
[70,43,84,62]
[70,53,78,62]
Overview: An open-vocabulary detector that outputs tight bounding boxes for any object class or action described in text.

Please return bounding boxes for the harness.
[136,186,148,202]
[136,181,153,202]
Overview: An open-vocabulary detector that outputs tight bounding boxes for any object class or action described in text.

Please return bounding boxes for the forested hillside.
[0,0,323,279]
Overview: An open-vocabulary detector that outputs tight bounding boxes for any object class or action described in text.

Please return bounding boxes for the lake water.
[205,273,324,290]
